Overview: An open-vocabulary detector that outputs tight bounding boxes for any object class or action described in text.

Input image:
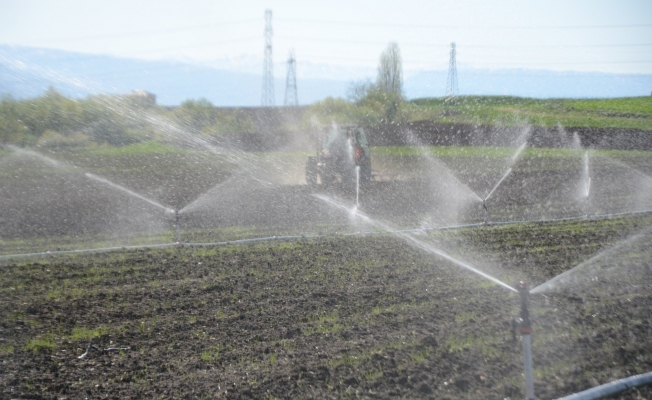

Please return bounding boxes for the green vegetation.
[0,90,258,147]
[372,145,652,158]
[3,89,648,148]
[304,95,652,130]
[201,345,222,363]
[71,326,109,340]
[408,95,652,130]
[25,336,56,353]
[0,343,15,354]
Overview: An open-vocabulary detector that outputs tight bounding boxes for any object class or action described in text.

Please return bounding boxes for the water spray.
[174,210,181,243]
[355,165,360,207]
[583,151,591,217]
[512,281,535,400]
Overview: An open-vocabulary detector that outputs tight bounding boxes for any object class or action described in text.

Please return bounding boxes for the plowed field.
[2,215,651,399]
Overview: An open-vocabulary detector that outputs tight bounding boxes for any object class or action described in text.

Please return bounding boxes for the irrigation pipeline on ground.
[555,371,652,400]
[2,208,651,261]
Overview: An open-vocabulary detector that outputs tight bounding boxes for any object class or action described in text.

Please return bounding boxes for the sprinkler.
[482,199,488,225]
[174,210,181,243]
[584,195,591,218]
[512,281,535,400]
[583,178,591,218]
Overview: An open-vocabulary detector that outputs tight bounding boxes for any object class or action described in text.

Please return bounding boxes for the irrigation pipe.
[556,371,652,400]
[1,209,651,261]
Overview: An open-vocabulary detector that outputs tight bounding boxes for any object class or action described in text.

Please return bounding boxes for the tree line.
[1,43,417,147]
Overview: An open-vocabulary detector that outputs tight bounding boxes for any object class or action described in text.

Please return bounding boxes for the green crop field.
[409,96,652,130]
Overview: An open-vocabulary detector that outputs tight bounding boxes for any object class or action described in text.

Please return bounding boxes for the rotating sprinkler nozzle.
[512,281,535,400]
[482,199,488,225]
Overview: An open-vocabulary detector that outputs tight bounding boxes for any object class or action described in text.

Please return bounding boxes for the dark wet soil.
[1,217,651,399]
[3,151,652,255]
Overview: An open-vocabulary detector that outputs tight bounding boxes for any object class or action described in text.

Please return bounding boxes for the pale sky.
[1,0,651,77]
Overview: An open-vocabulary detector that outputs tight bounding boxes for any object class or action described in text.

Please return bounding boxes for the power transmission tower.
[445,42,459,98]
[261,9,274,106]
[284,49,298,106]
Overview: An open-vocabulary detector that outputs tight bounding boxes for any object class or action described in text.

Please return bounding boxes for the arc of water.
[530,223,652,294]
[313,194,517,293]
[7,146,175,213]
[355,165,360,207]
[4,58,259,171]
[177,163,277,215]
[485,168,512,202]
[84,173,173,213]
[405,131,482,202]
[583,150,591,215]
[583,151,591,197]
[7,145,64,168]
[594,152,652,185]
[484,140,528,202]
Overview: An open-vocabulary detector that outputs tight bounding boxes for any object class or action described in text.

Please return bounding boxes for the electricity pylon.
[445,42,459,99]
[261,9,274,106]
[284,50,298,106]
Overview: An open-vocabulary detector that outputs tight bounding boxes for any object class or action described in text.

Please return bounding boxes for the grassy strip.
[372,146,652,158]
[409,96,652,130]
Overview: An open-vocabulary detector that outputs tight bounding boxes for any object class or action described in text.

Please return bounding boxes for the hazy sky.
[1,0,651,76]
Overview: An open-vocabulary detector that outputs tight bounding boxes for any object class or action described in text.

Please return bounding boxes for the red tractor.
[305,125,372,187]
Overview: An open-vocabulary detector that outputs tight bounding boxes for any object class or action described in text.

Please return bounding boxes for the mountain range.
[1,45,651,106]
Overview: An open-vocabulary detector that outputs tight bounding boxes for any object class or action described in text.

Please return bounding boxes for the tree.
[376,42,403,98]
[346,79,376,103]
[173,98,219,132]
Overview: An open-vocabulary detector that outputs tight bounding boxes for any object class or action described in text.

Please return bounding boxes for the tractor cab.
[306,124,371,186]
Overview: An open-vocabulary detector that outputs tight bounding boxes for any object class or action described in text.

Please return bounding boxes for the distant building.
[126,89,156,105]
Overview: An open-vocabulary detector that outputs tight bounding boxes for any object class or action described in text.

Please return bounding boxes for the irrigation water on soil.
[530,222,652,295]
[2,58,652,397]
[84,173,175,214]
[3,118,652,399]
[480,132,529,224]
[313,193,518,293]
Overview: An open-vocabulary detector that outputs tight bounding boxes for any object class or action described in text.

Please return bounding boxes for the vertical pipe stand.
[482,199,488,225]
[516,281,535,400]
[522,334,535,400]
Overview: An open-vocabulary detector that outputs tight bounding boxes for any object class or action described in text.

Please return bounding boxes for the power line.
[277,17,652,30]
[34,19,260,43]
[297,53,652,65]
[275,35,652,49]
[124,36,259,56]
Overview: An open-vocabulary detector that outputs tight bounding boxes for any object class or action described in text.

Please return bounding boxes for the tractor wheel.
[305,157,318,187]
[361,159,372,183]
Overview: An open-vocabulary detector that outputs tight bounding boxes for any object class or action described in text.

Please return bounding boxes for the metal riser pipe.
[522,335,535,400]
